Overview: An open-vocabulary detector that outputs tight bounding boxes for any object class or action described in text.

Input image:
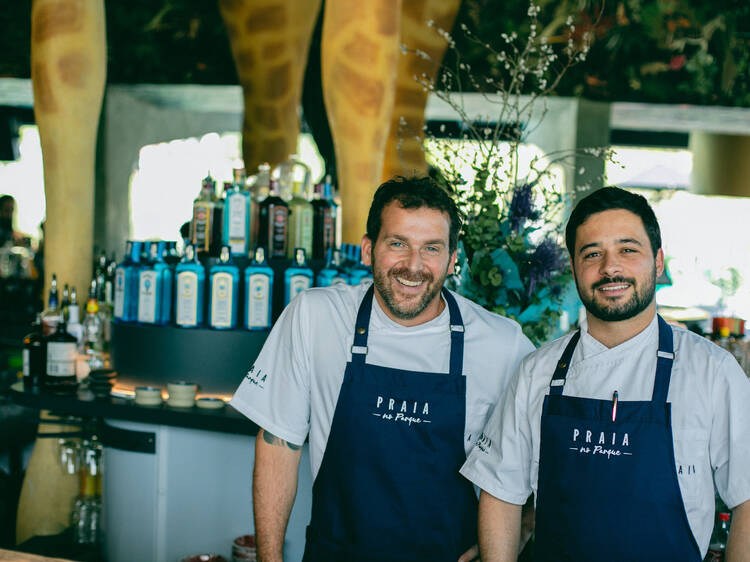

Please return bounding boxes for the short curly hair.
[366,176,461,253]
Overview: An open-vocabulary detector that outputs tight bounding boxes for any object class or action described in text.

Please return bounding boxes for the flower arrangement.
[409,1,612,344]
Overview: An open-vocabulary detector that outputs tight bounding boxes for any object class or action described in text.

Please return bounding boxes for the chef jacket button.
[357,327,366,335]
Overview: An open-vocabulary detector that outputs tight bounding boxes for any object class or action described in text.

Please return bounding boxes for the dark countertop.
[8,382,258,436]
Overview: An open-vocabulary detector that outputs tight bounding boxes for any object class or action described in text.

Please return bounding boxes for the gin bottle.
[41,273,60,336]
[312,182,336,260]
[287,180,314,259]
[223,167,251,257]
[23,314,44,388]
[137,242,173,325]
[257,179,289,258]
[67,287,84,348]
[249,162,271,249]
[284,248,313,305]
[316,248,348,287]
[244,247,274,330]
[44,312,78,394]
[113,241,142,323]
[174,244,205,328]
[208,245,239,329]
[83,280,104,354]
[191,173,224,256]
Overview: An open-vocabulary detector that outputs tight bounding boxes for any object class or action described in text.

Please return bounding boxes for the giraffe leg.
[382,0,462,180]
[219,0,322,172]
[322,0,403,243]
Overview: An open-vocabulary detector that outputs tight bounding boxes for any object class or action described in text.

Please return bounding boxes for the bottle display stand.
[110,322,268,395]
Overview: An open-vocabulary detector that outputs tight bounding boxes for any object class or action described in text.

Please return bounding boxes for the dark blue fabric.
[534,316,701,562]
[303,288,477,562]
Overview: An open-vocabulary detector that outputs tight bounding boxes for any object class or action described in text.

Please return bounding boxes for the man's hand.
[727,499,750,562]
[458,543,479,561]
[478,490,522,562]
[253,428,303,562]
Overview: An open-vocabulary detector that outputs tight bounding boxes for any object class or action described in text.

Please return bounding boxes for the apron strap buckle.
[450,325,464,332]
[351,345,368,355]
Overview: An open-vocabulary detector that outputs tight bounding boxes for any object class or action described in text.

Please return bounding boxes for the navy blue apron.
[302,285,478,562]
[534,315,701,561]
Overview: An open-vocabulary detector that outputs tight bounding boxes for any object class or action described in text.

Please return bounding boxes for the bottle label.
[176,271,199,326]
[22,348,29,377]
[138,271,158,323]
[270,205,288,257]
[211,272,233,328]
[227,192,248,254]
[247,274,270,329]
[47,342,76,377]
[114,268,126,319]
[289,275,310,301]
[192,203,212,252]
[291,205,314,255]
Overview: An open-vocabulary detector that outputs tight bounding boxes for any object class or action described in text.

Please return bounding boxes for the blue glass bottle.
[208,245,239,329]
[114,241,142,323]
[285,248,313,305]
[348,246,373,285]
[137,241,173,325]
[223,168,251,257]
[174,244,205,328]
[244,247,274,330]
[316,248,348,287]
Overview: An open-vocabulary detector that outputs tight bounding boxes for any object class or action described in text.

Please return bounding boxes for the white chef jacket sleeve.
[460,356,535,505]
[229,293,311,446]
[709,353,750,509]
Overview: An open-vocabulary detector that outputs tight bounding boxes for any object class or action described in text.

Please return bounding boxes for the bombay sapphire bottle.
[114,241,142,323]
[174,244,205,328]
[208,245,239,329]
[244,247,274,330]
[284,248,313,306]
[316,248,348,287]
[137,242,172,325]
[223,167,251,258]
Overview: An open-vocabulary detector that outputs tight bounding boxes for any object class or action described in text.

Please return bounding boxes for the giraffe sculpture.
[220,0,461,242]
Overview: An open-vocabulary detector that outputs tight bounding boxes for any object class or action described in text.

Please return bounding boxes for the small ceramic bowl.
[135,386,163,406]
[167,381,198,400]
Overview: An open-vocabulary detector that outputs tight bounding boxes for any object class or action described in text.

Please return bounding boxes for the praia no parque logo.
[371,395,430,427]
[569,428,631,459]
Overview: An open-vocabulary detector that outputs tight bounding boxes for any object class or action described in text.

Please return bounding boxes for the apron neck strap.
[549,315,675,403]
[549,330,581,396]
[651,315,674,403]
[349,285,466,376]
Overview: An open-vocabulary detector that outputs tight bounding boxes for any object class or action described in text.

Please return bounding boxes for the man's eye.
[584,252,599,259]
[622,247,637,253]
[390,241,404,248]
[425,246,439,253]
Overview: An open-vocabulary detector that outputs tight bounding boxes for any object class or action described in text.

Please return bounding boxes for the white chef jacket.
[231,282,534,480]
[460,313,750,555]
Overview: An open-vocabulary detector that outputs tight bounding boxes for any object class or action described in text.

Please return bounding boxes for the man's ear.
[655,248,664,278]
[361,235,373,267]
[447,249,457,275]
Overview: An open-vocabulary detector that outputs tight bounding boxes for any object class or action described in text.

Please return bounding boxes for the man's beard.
[372,258,449,321]
[576,268,656,322]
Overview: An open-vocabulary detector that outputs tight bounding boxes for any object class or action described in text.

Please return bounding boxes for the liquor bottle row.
[113,240,372,331]
[24,271,111,393]
[190,158,340,263]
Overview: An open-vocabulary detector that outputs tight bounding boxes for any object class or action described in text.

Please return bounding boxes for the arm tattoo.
[261,429,301,450]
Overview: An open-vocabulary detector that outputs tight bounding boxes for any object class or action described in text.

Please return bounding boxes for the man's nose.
[599,252,622,276]
[406,247,423,270]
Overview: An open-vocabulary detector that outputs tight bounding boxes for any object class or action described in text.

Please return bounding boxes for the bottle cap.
[254,247,266,263]
[719,512,731,521]
[220,245,231,263]
[295,248,306,265]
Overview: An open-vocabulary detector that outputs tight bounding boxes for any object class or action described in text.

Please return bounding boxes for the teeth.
[600,284,628,292]
[396,277,422,287]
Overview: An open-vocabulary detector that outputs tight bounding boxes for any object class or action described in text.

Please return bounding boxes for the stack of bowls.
[88,369,117,399]
[167,381,198,408]
[135,386,163,406]
[232,535,256,562]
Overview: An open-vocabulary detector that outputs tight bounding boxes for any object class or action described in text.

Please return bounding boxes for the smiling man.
[460,187,750,561]
[230,176,533,562]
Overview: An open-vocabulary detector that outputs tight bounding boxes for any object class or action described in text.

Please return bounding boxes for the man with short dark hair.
[461,186,750,561]
[0,194,18,246]
[231,176,534,561]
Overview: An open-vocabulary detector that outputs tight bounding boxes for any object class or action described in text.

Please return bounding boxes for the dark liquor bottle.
[44,312,78,394]
[191,174,224,256]
[257,179,289,258]
[23,314,44,389]
[312,182,336,260]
